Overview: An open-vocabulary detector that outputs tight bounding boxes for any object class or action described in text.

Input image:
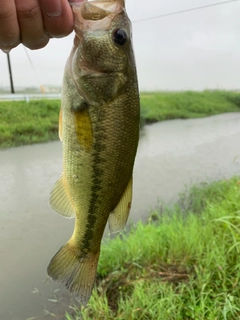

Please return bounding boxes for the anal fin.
[108,177,133,234]
[49,175,75,218]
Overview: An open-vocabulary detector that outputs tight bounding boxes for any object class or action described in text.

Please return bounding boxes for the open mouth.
[81,0,120,20]
[71,0,123,33]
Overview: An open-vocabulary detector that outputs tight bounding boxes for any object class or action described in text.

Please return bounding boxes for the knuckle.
[0,8,20,46]
[17,4,41,20]
[0,8,15,20]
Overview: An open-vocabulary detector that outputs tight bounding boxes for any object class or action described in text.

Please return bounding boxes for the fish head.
[68,0,136,104]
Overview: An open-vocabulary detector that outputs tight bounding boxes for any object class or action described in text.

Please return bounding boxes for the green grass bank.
[140,90,240,124]
[1,90,240,148]
[0,99,59,149]
[62,177,240,320]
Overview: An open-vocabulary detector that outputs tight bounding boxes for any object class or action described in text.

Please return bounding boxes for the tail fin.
[47,242,100,306]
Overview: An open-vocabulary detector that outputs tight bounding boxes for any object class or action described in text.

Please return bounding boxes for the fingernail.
[1,47,11,53]
[41,0,62,17]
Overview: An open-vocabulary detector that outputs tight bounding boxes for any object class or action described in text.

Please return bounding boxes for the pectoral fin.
[73,107,93,153]
[49,176,75,218]
[108,177,133,234]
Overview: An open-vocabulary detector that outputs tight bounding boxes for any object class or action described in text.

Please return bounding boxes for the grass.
[0,90,240,148]
[140,90,240,125]
[62,177,240,320]
[0,100,60,148]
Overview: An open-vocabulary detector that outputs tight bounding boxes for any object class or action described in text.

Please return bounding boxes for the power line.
[133,0,240,23]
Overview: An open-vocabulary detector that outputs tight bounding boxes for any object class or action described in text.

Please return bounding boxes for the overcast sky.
[1,0,240,91]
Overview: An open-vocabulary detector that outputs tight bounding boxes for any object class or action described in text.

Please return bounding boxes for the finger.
[0,0,20,51]
[39,0,74,38]
[15,0,49,50]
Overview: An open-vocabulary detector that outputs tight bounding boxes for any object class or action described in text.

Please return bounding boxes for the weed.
[66,177,240,319]
[1,90,240,148]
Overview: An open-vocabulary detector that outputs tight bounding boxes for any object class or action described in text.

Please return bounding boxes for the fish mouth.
[80,68,124,77]
[70,0,124,36]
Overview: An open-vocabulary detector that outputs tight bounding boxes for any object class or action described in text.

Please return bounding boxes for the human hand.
[0,0,75,52]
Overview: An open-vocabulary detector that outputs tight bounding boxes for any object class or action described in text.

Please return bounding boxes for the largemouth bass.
[47,0,140,305]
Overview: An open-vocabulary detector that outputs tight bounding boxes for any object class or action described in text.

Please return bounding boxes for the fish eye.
[113,29,128,46]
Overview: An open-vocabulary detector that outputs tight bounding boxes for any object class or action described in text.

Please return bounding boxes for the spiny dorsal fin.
[108,177,133,233]
[49,176,75,218]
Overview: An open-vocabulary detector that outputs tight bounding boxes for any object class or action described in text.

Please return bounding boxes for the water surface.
[1,113,240,319]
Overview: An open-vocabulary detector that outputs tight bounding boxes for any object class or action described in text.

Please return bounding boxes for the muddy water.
[1,113,240,320]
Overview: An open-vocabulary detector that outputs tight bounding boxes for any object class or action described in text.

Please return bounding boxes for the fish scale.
[47,0,139,305]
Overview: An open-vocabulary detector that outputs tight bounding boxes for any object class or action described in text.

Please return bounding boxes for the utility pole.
[7,52,15,94]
